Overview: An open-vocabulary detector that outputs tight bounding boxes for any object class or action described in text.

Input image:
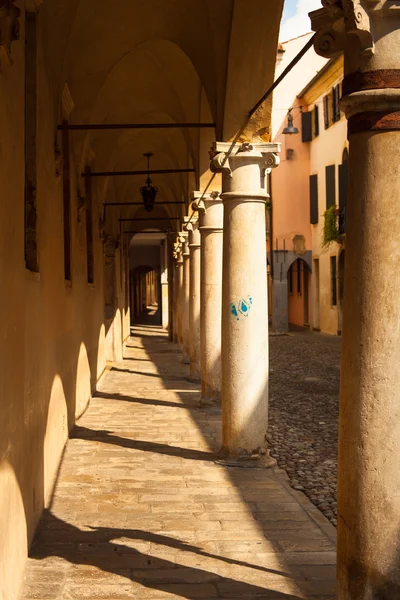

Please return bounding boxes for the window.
[331,256,337,306]
[310,174,318,224]
[332,84,341,123]
[313,104,319,137]
[24,12,38,272]
[62,121,71,281]
[338,148,348,234]
[289,263,293,294]
[85,167,94,284]
[323,95,330,129]
[325,165,336,209]
[301,111,312,142]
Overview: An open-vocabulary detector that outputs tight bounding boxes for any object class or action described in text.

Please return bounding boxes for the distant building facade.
[270,38,347,336]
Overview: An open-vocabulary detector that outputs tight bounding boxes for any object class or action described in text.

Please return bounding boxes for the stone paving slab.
[20,325,336,600]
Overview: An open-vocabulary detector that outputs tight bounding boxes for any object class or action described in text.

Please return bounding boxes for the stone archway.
[287,257,312,329]
[271,249,312,334]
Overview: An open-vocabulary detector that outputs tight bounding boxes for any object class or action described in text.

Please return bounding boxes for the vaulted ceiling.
[38,0,284,235]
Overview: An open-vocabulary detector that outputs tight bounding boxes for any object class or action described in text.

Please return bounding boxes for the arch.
[75,342,91,419]
[287,258,312,329]
[44,375,68,504]
[0,460,28,600]
[286,253,313,274]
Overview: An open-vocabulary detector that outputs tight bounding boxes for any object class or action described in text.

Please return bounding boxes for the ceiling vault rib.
[58,123,216,131]
[83,169,195,177]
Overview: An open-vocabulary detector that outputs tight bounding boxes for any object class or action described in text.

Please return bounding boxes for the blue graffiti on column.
[230,296,253,320]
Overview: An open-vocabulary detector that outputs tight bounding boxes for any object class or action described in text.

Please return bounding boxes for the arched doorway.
[287,258,312,329]
[130,265,161,325]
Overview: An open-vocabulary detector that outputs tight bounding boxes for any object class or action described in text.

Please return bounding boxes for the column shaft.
[212,142,280,459]
[337,128,400,599]
[310,4,400,597]
[174,257,183,347]
[195,193,224,404]
[181,235,190,364]
[188,221,201,380]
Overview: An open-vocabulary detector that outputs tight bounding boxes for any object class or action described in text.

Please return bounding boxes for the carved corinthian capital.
[0,0,20,69]
[310,1,399,63]
[210,142,280,178]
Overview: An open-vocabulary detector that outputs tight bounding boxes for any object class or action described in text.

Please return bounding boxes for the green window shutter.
[326,165,336,209]
[302,111,312,142]
[310,174,318,224]
[314,105,319,137]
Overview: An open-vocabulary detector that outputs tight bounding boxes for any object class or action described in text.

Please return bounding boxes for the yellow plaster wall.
[0,13,124,599]
[309,89,347,336]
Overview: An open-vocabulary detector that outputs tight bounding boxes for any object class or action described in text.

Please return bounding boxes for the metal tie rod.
[83,168,194,177]
[58,122,216,131]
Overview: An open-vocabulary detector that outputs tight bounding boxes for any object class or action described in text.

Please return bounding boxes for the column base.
[200,395,221,408]
[216,448,277,469]
[182,355,190,365]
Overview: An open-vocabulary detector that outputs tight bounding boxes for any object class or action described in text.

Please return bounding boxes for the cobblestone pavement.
[269,331,341,527]
[20,324,336,600]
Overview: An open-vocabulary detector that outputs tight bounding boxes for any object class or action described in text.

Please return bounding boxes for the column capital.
[210,142,280,204]
[311,1,400,133]
[191,190,220,214]
[210,142,280,178]
[185,218,201,248]
[179,227,190,257]
[192,191,223,232]
[310,1,400,62]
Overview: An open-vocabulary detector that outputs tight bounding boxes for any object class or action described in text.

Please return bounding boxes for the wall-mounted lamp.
[282,108,299,135]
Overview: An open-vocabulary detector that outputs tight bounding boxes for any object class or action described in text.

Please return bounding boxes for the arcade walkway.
[20,326,336,600]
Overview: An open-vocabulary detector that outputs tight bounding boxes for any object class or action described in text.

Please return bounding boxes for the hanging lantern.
[140,152,158,212]
[282,108,299,135]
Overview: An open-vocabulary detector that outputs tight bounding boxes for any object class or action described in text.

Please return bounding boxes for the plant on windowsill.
[322,205,341,248]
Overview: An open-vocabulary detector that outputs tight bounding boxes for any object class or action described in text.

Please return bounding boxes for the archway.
[287,258,312,329]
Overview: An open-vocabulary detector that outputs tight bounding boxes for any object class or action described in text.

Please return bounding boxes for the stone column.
[211,142,280,460]
[181,231,190,363]
[186,218,201,381]
[160,240,169,330]
[192,191,224,404]
[173,240,183,347]
[311,3,400,598]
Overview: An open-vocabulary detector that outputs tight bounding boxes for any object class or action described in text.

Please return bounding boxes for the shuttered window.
[339,149,349,233]
[302,111,312,142]
[85,167,94,284]
[310,174,318,225]
[325,165,336,209]
[332,84,341,123]
[331,256,337,306]
[62,121,72,281]
[314,105,319,137]
[25,12,39,272]
[323,95,330,129]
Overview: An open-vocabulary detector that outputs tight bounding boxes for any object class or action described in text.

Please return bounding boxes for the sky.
[279,0,322,42]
